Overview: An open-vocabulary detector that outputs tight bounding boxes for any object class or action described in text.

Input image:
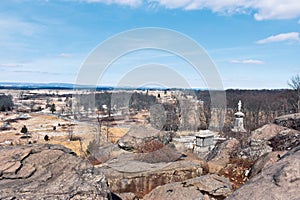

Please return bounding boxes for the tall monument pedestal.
[232,100,246,132]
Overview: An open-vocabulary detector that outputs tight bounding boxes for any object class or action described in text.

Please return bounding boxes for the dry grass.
[49,139,86,157]
[0,112,130,158]
[107,127,128,143]
[218,158,254,190]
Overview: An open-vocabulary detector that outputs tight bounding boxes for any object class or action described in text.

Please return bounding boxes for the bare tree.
[288,74,300,112]
[96,110,102,146]
[68,127,73,141]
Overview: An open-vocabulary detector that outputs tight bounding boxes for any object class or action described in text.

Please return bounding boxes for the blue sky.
[0,0,300,89]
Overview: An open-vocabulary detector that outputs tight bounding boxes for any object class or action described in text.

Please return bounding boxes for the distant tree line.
[76,91,157,113]
[195,89,299,131]
[154,89,300,132]
[19,92,71,100]
[0,95,13,111]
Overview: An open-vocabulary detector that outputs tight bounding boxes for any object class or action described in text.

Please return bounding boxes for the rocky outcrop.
[134,145,182,163]
[238,124,300,160]
[206,138,239,162]
[209,108,227,132]
[205,138,239,173]
[238,139,272,160]
[99,153,203,198]
[249,151,287,178]
[178,99,203,131]
[143,174,232,200]
[274,113,300,131]
[0,144,110,200]
[117,125,172,151]
[268,129,300,151]
[226,145,300,200]
[88,143,126,165]
[250,123,286,141]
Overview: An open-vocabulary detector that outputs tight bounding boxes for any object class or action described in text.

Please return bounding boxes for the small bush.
[44,135,49,141]
[21,125,28,134]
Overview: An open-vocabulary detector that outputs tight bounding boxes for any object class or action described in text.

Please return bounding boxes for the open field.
[0,111,129,157]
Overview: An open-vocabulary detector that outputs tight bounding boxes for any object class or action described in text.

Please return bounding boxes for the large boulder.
[0,144,110,200]
[239,124,300,160]
[268,129,300,151]
[205,138,239,173]
[250,123,287,141]
[143,174,232,200]
[238,139,272,160]
[117,125,172,151]
[226,145,300,200]
[206,138,239,162]
[178,99,202,131]
[134,145,182,163]
[88,143,127,165]
[274,113,300,131]
[249,151,287,178]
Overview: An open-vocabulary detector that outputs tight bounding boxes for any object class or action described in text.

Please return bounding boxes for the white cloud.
[252,0,300,20]
[77,0,300,20]
[81,0,142,7]
[230,59,264,64]
[148,0,300,20]
[257,32,300,44]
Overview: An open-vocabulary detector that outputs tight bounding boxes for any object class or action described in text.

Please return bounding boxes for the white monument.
[232,100,246,132]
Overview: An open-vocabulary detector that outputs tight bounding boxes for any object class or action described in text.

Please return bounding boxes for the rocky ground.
[227,145,300,200]
[143,174,232,200]
[0,109,300,199]
[0,144,110,200]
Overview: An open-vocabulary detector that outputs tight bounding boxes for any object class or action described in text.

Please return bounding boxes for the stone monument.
[232,100,246,132]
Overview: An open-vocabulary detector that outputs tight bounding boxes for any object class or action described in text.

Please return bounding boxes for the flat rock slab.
[104,153,171,173]
[0,144,110,200]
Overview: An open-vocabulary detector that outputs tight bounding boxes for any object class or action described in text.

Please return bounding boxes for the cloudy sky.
[0,0,300,89]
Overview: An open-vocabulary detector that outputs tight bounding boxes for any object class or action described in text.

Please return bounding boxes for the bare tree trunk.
[297,89,300,112]
[97,115,101,146]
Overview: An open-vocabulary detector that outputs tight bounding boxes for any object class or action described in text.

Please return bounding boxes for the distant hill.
[0,82,75,90]
[0,82,114,90]
[0,82,186,91]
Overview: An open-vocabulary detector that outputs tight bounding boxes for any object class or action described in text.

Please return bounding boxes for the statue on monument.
[232,100,246,132]
[238,100,242,112]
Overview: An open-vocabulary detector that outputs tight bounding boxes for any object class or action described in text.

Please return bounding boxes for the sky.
[0,0,300,89]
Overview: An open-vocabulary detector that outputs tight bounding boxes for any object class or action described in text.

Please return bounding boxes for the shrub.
[0,95,13,111]
[135,139,164,153]
[44,135,49,141]
[21,125,28,134]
